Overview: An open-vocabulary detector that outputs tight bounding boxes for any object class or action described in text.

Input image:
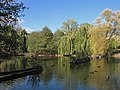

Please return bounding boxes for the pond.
[0,57,120,90]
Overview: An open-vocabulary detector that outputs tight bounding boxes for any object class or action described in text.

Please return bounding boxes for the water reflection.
[0,57,28,72]
[0,57,120,90]
[27,74,41,87]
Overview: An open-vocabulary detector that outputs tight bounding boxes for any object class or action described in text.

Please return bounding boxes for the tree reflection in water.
[0,57,120,90]
[27,74,41,87]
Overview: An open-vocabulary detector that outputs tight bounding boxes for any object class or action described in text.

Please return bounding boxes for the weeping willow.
[58,36,72,55]
[58,24,91,56]
[108,36,120,54]
[74,24,91,57]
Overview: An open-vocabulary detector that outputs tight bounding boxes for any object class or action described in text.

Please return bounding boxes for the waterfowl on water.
[106,75,110,80]
[113,68,115,70]
[63,64,65,66]
[97,66,100,68]
[90,72,94,74]
[94,70,98,72]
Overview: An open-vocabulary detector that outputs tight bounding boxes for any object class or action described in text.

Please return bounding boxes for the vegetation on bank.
[0,0,27,57]
[0,0,120,58]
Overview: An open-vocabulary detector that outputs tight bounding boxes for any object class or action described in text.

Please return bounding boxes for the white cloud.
[18,18,26,24]
[17,18,37,33]
[22,26,35,33]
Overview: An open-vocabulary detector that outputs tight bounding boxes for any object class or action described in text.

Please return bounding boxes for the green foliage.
[74,23,91,56]
[27,32,39,53]
[0,0,27,57]
[58,22,91,56]
[22,8,120,57]
[17,29,27,53]
[58,36,71,55]
[58,19,78,55]
[39,26,53,49]
[0,25,19,54]
[0,25,27,56]
[1,7,120,58]
[61,19,78,34]
[47,29,64,54]
[27,26,53,54]
[108,36,120,53]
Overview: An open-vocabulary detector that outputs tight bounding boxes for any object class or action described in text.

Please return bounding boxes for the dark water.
[0,57,120,90]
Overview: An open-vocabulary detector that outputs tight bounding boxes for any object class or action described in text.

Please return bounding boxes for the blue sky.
[20,0,120,33]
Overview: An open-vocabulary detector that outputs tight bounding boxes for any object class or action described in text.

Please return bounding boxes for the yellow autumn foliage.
[89,25,109,55]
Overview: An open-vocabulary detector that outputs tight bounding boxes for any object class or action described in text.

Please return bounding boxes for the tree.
[92,8,120,55]
[17,29,27,53]
[74,23,91,56]
[0,25,19,54]
[0,0,27,57]
[88,25,109,55]
[27,32,40,53]
[39,26,53,49]
[58,36,71,55]
[47,29,64,54]
[61,19,78,34]
[59,19,78,55]
[96,8,120,39]
[27,26,53,54]
[0,0,27,26]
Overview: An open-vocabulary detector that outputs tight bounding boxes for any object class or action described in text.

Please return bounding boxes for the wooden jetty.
[0,66,43,82]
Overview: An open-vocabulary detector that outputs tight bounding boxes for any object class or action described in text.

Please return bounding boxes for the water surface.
[0,57,120,90]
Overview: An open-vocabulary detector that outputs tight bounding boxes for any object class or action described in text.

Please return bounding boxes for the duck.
[63,64,65,66]
[113,68,115,70]
[94,70,98,72]
[106,75,110,80]
[97,66,100,68]
[90,72,94,74]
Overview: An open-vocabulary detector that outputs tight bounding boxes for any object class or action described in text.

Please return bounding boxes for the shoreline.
[112,53,120,59]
